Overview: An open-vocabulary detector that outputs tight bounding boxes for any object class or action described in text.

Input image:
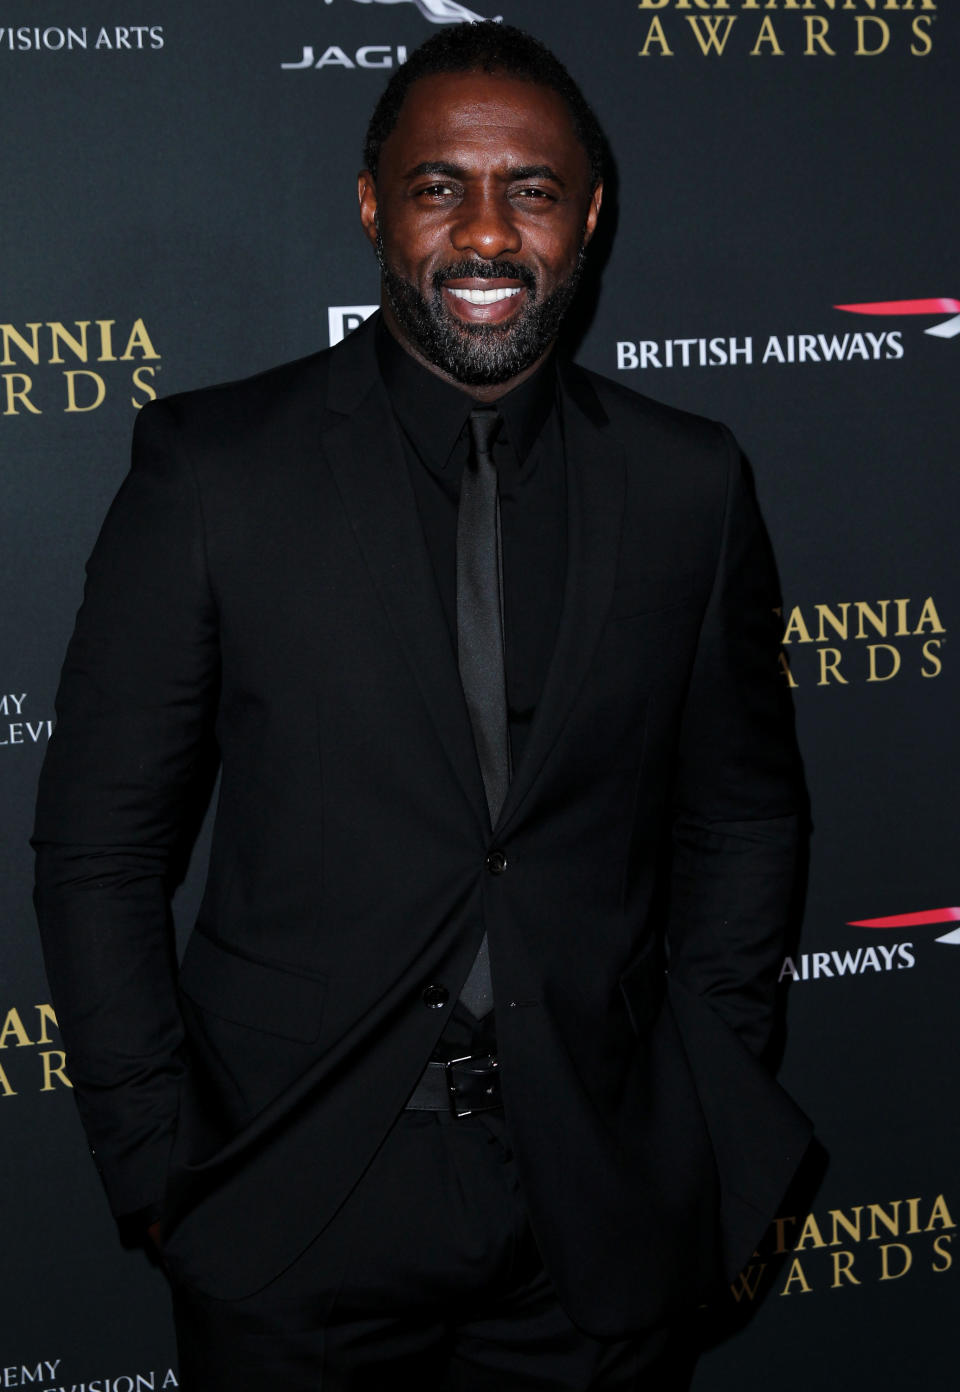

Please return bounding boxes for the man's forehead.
[382,70,586,171]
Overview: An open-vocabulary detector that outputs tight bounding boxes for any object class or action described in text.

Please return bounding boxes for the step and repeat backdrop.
[3,2,956,1387]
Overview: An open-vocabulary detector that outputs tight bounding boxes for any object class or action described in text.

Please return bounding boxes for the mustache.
[432,260,537,293]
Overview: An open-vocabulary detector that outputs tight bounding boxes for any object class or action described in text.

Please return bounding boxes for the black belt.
[405,1054,502,1119]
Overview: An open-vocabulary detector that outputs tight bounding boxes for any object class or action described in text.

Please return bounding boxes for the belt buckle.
[444,1053,499,1119]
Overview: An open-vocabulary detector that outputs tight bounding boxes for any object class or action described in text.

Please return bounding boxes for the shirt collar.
[375,316,556,476]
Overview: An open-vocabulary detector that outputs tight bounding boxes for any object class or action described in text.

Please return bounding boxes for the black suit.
[34,312,810,1339]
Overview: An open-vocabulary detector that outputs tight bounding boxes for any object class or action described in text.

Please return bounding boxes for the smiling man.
[34,21,811,1392]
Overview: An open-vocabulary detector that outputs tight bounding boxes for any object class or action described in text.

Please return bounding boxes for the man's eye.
[419,183,455,198]
[515,187,554,201]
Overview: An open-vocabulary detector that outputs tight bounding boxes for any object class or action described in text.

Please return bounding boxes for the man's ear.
[582,181,603,248]
[358,171,379,249]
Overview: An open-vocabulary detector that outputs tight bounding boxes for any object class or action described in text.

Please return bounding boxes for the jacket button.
[422,984,449,1009]
[485,849,508,875]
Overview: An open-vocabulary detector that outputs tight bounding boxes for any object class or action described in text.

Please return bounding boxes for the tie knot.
[469,407,501,461]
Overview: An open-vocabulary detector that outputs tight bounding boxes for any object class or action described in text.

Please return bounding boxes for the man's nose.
[450,189,522,260]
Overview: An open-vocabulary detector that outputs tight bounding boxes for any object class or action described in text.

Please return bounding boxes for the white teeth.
[446,286,523,304]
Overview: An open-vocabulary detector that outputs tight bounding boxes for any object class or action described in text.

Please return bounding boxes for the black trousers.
[171,1108,695,1391]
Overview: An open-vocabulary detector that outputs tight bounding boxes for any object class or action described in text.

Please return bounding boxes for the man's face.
[359,70,602,391]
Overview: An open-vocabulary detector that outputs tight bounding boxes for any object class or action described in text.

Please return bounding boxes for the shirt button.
[422,984,449,1009]
[485,849,508,875]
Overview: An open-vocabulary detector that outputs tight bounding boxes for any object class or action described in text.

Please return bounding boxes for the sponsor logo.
[281,42,410,70]
[0,318,161,417]
[778,594,945,689]
[353,0,493,22]
[637,2,937,61]
[0,1363,179,1391]
[849,906,960,946]
[616,330,904,371]
[617,299,954,372]
[837,297,960,341]
[281,0,500,72]
[0,26,164,53]
[779,903,959,986]
[779,942,915,983]
[328,304,378,345]
[0,1003,70,1098]
[731,1191,955,1301]
[0,692,53,748]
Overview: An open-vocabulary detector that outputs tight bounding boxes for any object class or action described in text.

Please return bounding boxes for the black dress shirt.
[376,320,567,1057]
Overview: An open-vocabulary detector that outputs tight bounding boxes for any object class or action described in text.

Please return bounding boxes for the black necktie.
[456,407,511,1018]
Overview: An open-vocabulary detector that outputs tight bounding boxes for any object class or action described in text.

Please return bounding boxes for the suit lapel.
[321,318,489,834]
[497,364,625,836]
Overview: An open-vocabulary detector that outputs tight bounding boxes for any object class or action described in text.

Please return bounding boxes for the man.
[34,22,811,1391]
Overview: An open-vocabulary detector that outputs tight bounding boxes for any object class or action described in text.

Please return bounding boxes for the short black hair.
[363,22,605,190]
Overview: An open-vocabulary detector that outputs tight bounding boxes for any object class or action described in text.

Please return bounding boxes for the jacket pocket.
[178,929,326,1043]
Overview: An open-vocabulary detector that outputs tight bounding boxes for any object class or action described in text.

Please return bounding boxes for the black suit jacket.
[34,312,811,1334]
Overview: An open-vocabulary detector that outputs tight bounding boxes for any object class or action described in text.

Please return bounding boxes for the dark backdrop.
[3,2,956,1386]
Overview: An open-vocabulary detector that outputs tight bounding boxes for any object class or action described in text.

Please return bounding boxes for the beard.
[375,230,585,386]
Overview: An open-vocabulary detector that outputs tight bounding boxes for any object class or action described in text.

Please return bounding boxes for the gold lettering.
[64,369,106,413]
[39,1050,72,1092]
[855,600,889,638]
[751,16,785,52]
[905,1197,922,1235]
[48,320,91,364]
[131,364,159,408]
[879,1242,912,1279]
[772,1215,797,1254]
[805,15,836,52]
[910,16,934,54]
[855,16,890,53]
[893,597,910,635]
[778,651,798,687]
[920,639,943,678]
[0,322,42,367]
[34,1003,58,1046]
[97,319,117,362]
[782,607,812,644]
[829,1206,862,1245]
[868,1201,901,1240]
[0,1008,34,1049]
[3,373,42,415]
[779,1257,812,1295]
[925,1194,956,1231]
[730,1264,767,1301]
[0,1062,17,1097]
[795,1213,827,1250]
[932,1235,953,1272]
[639,16,674,54]
[816,602,849,641]
[866,644,900,682]
[685,15,737,53]
[817,648,847,685]
[120,317,160,361]
[831,1249,860,1286]
[914,597,945,634]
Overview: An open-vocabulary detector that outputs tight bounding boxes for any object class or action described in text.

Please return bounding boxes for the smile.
[444,287,524,304]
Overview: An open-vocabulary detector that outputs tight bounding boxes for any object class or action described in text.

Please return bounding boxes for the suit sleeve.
[32,398,219,1219]
[666,426,803,1058]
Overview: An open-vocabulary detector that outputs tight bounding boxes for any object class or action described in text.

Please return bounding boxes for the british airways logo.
[848,906,960,946]
[779,906,960,984]
[835,298,960,341]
